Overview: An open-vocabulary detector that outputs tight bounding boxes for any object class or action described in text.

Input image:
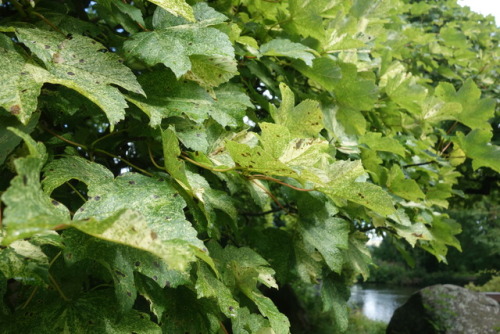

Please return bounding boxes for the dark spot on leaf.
[79,207,85,212]
[153,261,160,268]
[134,261,140,266]
[94,196,101,201]
[22,175,27,185]
[165,216,171,220]
[153,275,158,281]
[115,270,126,277]
[21,89,27,93]
[128,180,136,185]
[165,281,171,287]
[151,231,158,240]
[229,306,234,311]
[51,200,59,206]
[32,41,36,43]
[98,48,108,53]
[173,193,179,197]
[357,193,365,199]
[20,71,28,75]
[66,253,72,259]
[79,59,84,63]
[66,34,73,39]
[202,248,207,253]
[10,105,20,114]
[118,59,124,63]
[95,81,100,84]
[91,41,96,44]
[67,72,75,76]
[218,74,222,78]
[127,291,132,297]
[249,165,253,168]
[44,45,50,49]
[188,42,193,45]
[153,195,160,199]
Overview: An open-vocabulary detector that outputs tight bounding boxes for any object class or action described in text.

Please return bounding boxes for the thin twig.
[93,149,153,176]
[241,207,286,216]
[42,126,88,150]
[402,161,437,168]
[90,130,125,148]
[66,182,87,203]
[30,11,65,35]
[20,286,39,309]
[49,274,70,301]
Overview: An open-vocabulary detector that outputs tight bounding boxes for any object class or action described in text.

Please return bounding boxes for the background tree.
[0,0,498,333]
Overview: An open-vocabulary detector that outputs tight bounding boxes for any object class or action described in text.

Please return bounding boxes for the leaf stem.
[29,11,65,35]
[10,0,28,17]
[93,149,153,176]
[42,126,88,150]
[181,154,237,172]
[20,286,39,309]
[250,174,316,192]
[49,274,70,301]
[250,179,288,213]
[66,181,87,203]
[90,129,125,148]
[148,143,166,170]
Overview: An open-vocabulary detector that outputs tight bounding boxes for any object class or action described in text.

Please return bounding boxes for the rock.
[387,284,500,334]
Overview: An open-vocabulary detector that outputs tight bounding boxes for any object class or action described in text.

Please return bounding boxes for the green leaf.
[272,83,324,138]
[208,243,289,333]
[300,217,349,273]
[63,227,191,312]
[127,70,250,127]
[260,39,315,66]
[0,240,49,286]
[320,160,395,216]
[343,232,372,281]
[42,155,114,195]
[232,307,273,334]
[124,6,236,85]
[94,0,146,34]
[1,129,70,244]
[455,130,500,173]
[161,286,222,333]
[435,79,495,130]
[321,273,350,332]
[147,0,195,22]
[0,289,161,333]
[71,209,196,272]
[331,62,378,111]
[15,28,144,128]
[359,132,405,157]
[380,62,428,114]
[0,44,43,124]
[0,113,39,165]
[387,165,425,201]
[293,57,342,91]
[195,262,239,318]
[162,128,191,189]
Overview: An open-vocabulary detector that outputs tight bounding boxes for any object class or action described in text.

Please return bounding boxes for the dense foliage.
[0,0,498,333]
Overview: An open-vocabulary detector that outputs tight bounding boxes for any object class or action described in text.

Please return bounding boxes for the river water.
[348,285,419,323]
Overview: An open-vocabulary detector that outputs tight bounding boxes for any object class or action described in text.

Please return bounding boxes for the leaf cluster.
[0,0,498,333]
